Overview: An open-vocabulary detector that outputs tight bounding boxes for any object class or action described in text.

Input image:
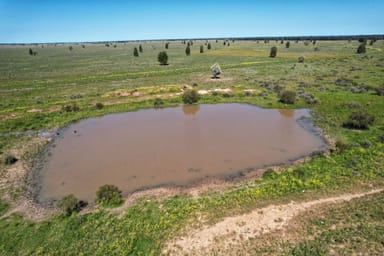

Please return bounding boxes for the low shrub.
[182,89,200,104]
[4,155,18,165]
[360,140,372,148]
[96,184,123,207]
[95,102,104,109]
[56,194,81,215]
[62,102,80,112]
[374,85,384,96]
[335,138,349,152]
[153,98,164,108]
[262,169,278,179]
[279,90,296,104]
[343,110,375,130]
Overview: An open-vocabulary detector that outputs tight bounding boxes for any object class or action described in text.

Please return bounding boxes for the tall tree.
[185,45,191,56]
[133,47,139,57]
[139,45,143,52]
[158,51,168,65]
[200,45,204,53]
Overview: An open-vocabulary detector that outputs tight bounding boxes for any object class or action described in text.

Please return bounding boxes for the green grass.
[289,191,384,256]
[0,39,384,255]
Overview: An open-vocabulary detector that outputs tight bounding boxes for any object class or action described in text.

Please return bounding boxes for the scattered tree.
[133,47,139,57]
[279,90,296,104]
[285,41,290,48]
[139,44,143,52]
[343,110,375,129]
[68,46,73,51]
[200,45,204,53]
[28,48,37,56]
[185,45,191,56]
[210,63,221,79]
[356,43,366,54]
[56,194,81,215]
[182,89,200,104]
[96,184,123,207]
[165,42,169,49]
[207,43,211,50]
[270,46,277,57]
[158,51,168,65]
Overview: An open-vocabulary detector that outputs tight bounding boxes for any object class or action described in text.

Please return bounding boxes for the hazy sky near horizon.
[0,0,383,43]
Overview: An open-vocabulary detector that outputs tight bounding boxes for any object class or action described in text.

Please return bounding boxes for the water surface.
[38,103,325,202]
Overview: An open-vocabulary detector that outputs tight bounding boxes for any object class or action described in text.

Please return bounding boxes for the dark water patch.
[35,103,326,203]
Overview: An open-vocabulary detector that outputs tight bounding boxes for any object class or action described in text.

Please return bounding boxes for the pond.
[37,103,326,202]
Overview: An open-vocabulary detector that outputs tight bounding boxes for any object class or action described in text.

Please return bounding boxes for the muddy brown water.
[37,103,325,202]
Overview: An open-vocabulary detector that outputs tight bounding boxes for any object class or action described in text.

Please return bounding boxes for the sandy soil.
[162,188,383,255]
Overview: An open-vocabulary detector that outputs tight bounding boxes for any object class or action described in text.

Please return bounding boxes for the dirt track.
[163,188,383,255]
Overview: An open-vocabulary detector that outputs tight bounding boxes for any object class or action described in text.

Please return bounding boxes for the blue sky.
[0,0,383,43]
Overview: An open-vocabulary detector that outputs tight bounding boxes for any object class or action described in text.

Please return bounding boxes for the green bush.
[279,90,296,104]
[4,155,18,165]
[374,85,384,96]
[56,194,81,215]
[182,89,200,104]
[270,46,277,57]
[96,184,123,207]
[262,169,278,179]
[95,102,104,109]
[158,51,168,65]
[62,102,80,112]
[153,98,164,108]
[343,110,375,129]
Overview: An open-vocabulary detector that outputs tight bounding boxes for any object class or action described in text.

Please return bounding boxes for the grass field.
[0,39,384,255]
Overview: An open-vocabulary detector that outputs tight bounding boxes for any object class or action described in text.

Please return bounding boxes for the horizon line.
[1,34,384,45]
